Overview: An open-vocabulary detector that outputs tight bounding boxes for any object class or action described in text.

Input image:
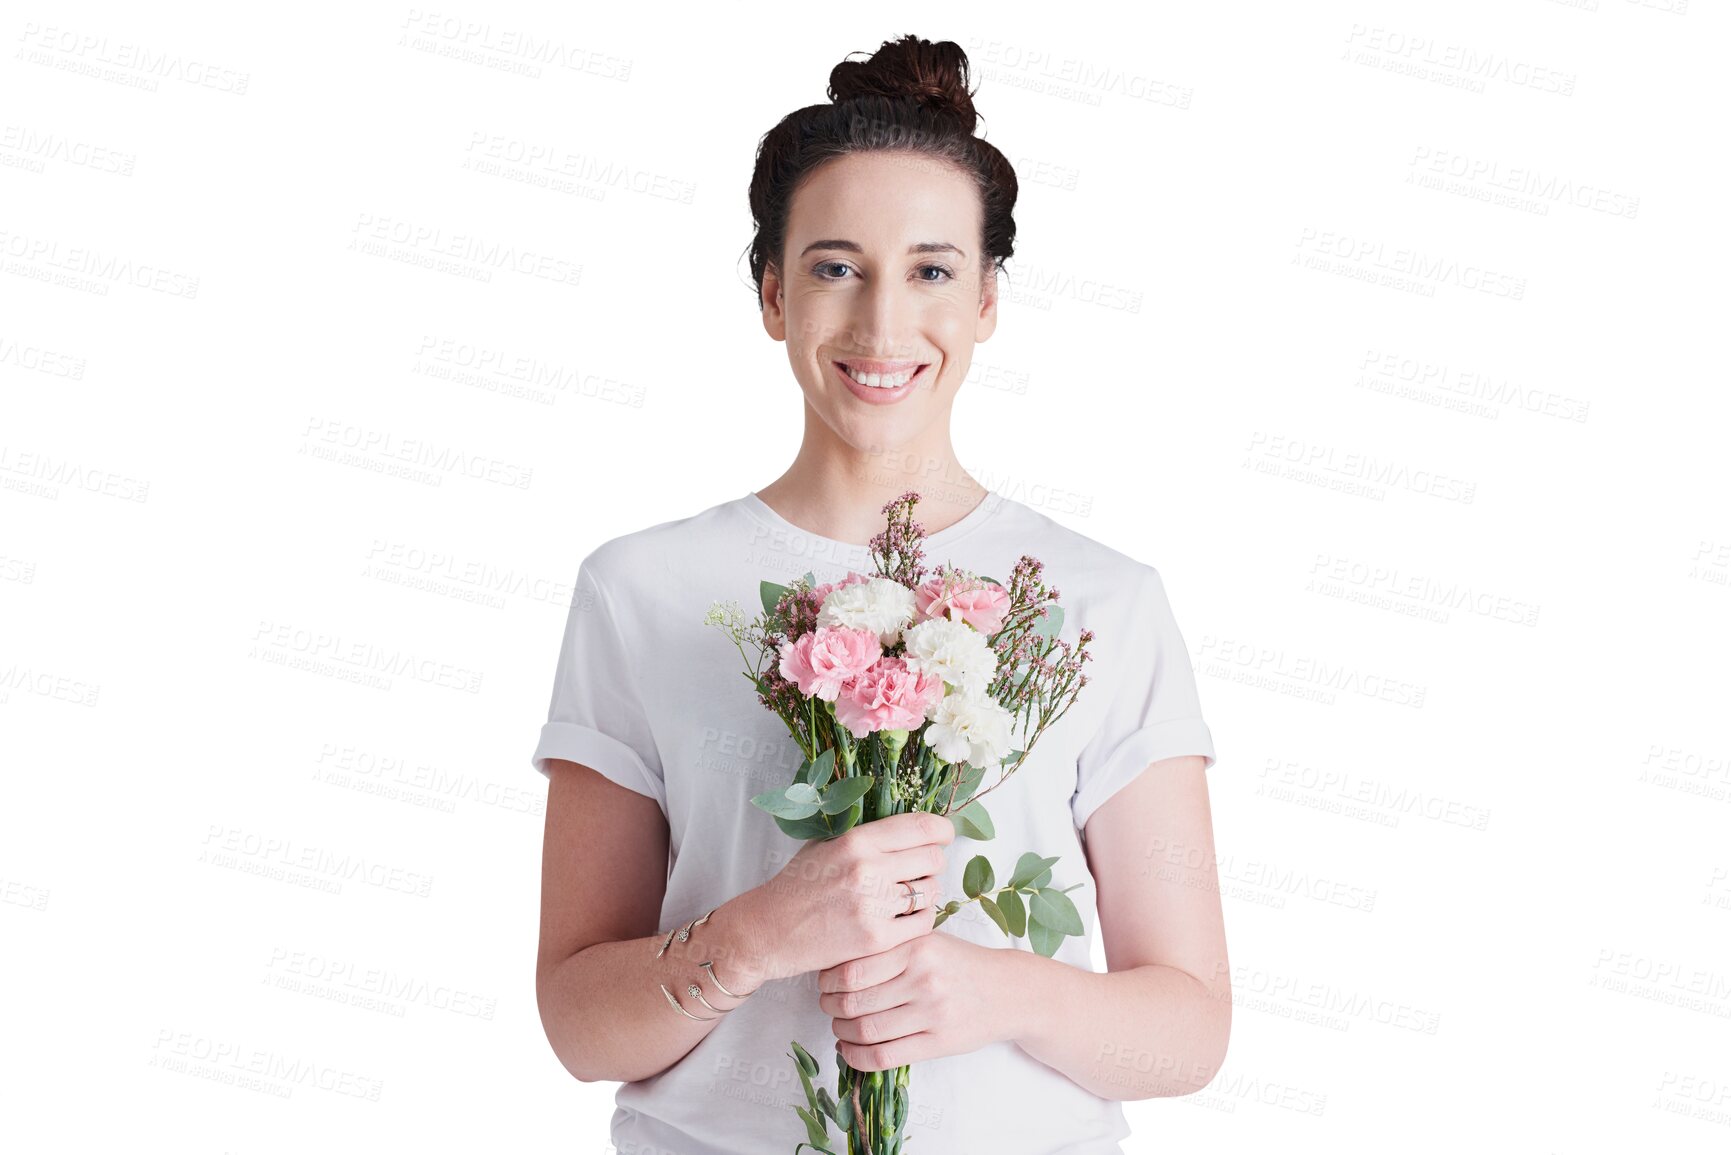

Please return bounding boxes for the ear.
[975,266,999,344]
[761,265,787,341]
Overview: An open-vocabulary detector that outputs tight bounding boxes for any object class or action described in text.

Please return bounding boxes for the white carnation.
[818,577,917,648]
[922,690,1014,771]
[901,616,997,697]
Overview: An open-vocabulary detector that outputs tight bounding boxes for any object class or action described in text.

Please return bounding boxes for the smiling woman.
[531,33,1229,1155]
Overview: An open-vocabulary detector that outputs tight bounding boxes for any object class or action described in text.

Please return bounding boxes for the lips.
[833,359,930,404]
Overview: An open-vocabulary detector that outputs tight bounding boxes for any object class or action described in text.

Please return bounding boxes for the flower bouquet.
[705,491,1095,1155]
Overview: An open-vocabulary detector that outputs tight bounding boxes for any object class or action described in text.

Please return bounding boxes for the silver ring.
[902,881,924,916]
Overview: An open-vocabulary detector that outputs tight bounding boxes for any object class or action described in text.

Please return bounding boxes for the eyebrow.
[799,240,967,259]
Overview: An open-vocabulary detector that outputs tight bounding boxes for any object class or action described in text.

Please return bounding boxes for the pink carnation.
[810,570,872,606]
[833,657,945,739]
[778,625,881,702]
[914,575,1011,636]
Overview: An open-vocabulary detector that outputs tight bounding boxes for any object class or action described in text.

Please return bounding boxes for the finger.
[858,811,953,853]
[818,939,911,993]
[865,843,945,892]
[891,873,940,917]
[819,968,916,1019]
[832,1001,925,1048]
[838,1030,937,1074]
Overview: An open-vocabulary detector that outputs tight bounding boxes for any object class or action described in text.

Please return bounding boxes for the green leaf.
[952,800,994,841]
[790,1040,820,1079]
[759,783,821,820]
[803,570,817,587]
[801,747,836,787]
[816,1087,838,1121]
[836,1088,853,1131]
[1033,604,1064,641]
[979,894,1009,935]
[997,887,1026,936]
[892,1083,908,1130]
[773,813,835,840]
[830,798,864,835]
[962,855,994,898]
[1009,852,1060,890]
[1030,887,1085,936]
[1028,917,1062,958]
[762,580,789,617]
[795,1105,829,1148]
[820,775,875,814]
[949,762,988,805]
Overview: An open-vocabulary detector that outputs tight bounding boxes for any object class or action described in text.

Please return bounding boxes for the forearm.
[537,887,782,1084]
[997,949,1229,1100]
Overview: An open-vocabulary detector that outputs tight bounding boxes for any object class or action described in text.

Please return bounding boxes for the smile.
[831,359,931,405]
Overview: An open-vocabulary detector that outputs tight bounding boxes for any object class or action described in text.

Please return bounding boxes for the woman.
[531,34,1230,1155]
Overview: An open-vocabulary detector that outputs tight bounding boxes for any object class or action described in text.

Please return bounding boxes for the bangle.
[654,905,758,1020]
[655,906,716,958]
[660,983,716,1021]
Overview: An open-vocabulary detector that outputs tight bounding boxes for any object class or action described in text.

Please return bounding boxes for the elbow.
[535,959,602,1085]
[1178,990,1232,1098]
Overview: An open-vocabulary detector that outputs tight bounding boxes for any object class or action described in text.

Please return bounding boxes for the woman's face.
[762,149,998,454]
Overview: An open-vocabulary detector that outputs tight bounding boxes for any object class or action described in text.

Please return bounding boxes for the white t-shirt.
[531,490,1218,1155]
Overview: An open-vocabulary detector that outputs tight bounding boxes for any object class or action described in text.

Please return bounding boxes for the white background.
[3,1,1728,1152]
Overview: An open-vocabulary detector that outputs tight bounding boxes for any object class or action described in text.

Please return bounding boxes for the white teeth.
[841,364,919,389]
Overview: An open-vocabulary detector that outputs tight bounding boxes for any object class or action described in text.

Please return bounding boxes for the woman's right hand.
[756,811,955,979]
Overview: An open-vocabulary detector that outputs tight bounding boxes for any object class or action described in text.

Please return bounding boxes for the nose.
[847,275,918,360]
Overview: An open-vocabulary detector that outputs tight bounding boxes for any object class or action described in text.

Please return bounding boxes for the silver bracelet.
[660,983,716,1021]
[653,906,757,1020]
[655,907,716,958]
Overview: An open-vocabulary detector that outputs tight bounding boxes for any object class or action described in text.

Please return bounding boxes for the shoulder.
[989,498,1167,602]
[575,495,746,595]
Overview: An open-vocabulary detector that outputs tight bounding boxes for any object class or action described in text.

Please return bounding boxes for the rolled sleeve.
[530,556,667,818]
[1071,565,1217,832]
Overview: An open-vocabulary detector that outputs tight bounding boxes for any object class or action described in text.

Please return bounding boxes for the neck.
[756,406,989,543]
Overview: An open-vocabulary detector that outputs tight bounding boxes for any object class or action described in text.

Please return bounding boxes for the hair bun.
[828,35,978,134]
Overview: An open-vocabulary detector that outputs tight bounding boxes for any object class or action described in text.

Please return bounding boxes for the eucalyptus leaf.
[962,855,994,898]
[801,747,836,787]
[1009,852,1061,890]
[820,775,875,814]
[997,887,1026,936]
[949,762,988,806]
[816,1087,838,1121]
[762,579,788,617]
[764,789,821,820]
[1028,917,1061,958]
[830,798,864,835]
[979,894,1009,935]
[774,813,835,840]
[952,799,994,840]
[786,782,820,804]
[1030,887,1085,936]
[1032,604,1064,641]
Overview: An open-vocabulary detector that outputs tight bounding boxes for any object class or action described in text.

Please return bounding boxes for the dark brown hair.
[745,34,1019,304]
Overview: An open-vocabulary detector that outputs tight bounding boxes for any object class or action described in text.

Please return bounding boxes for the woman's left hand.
[818,929,1012,1071]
